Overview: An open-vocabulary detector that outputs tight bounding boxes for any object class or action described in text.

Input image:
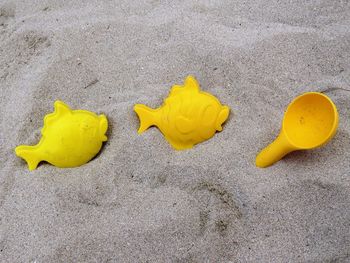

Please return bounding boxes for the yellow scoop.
[256,92,338,168]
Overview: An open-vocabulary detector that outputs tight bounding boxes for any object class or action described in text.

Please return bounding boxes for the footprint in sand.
[1,30,51,81]
[0,3,15,28]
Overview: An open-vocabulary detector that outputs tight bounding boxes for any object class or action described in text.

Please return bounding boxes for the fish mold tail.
[134,104,158,134]
[15,145,41,171]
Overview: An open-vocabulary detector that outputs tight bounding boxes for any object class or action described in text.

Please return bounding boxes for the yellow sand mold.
[15,101,108,170]
[134,75,230,150]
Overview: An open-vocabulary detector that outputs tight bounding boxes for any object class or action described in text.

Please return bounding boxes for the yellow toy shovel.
[256,92,338,168]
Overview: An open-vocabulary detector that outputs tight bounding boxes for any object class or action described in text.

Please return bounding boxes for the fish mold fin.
[54,100,71,116]
[169,85,183,97]
[42,101,72,135]
[15,145,41,171]
[166,137,194,150]
[184,75,200,92]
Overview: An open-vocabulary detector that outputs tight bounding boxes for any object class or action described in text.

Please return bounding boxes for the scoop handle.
[256,132,295,168]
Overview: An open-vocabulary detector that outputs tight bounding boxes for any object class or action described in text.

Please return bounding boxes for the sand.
[1,0,350,262]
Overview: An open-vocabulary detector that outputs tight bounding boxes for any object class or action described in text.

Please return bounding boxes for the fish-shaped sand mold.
[134,75,230,150]
[15,101,108,170]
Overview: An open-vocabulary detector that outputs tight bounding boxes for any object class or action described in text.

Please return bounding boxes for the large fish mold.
[134,75,230,150]
[15,101,108,170]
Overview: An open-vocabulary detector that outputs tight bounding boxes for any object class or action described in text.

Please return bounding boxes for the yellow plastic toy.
[134,75,230,150]
[15,101,108,170]
[256,92,338,168]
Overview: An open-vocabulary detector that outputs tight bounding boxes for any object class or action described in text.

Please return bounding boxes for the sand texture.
[1,0,350,262]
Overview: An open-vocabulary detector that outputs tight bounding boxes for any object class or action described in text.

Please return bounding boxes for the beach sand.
[0,0,350,262]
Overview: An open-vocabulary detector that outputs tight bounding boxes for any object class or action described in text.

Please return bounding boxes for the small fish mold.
[134,75,230,150]
[15,101,108,170]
